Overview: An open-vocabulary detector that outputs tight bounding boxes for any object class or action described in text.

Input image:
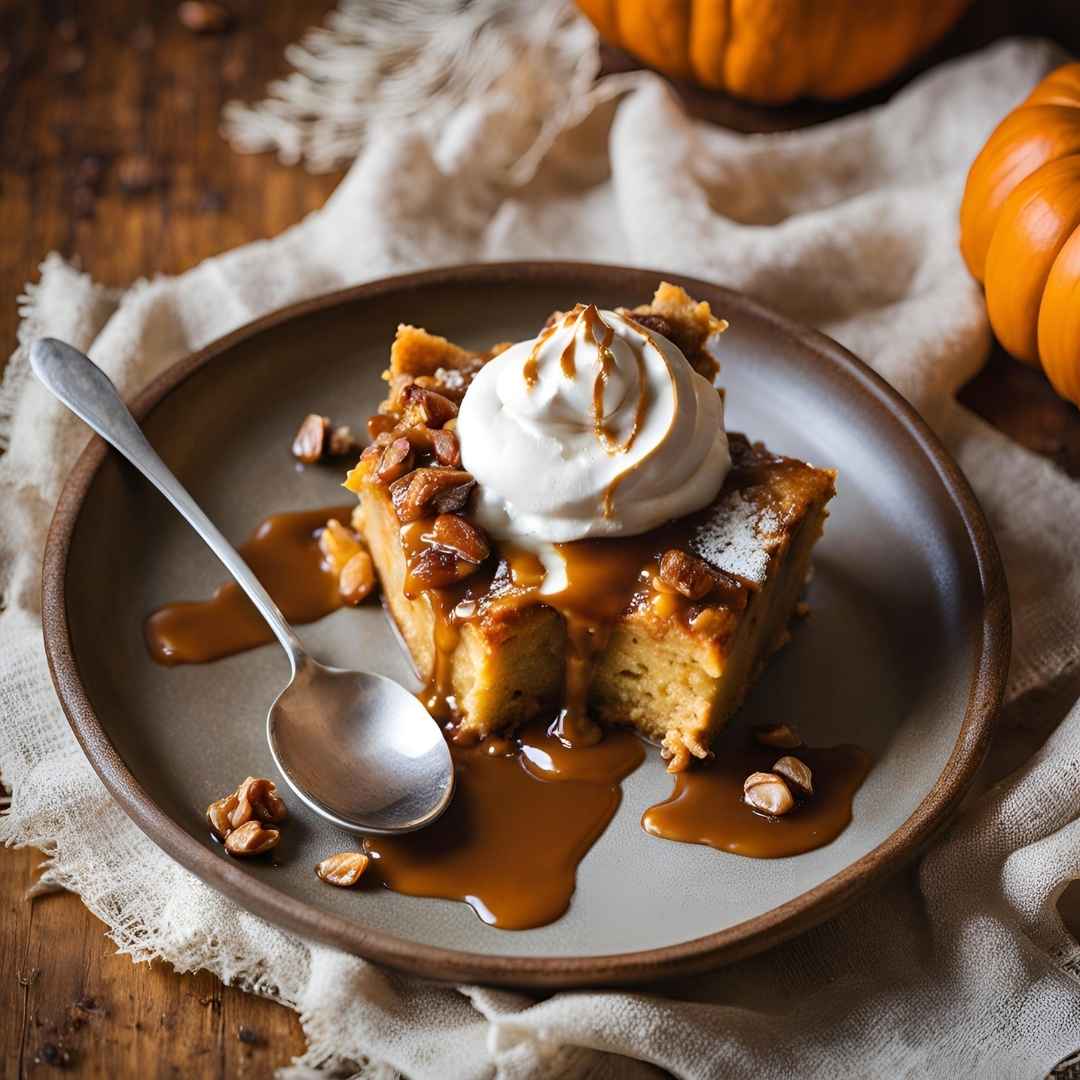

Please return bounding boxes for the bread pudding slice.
[344,284,836,770]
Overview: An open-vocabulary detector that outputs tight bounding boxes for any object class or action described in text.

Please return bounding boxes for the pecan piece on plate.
[657,549,717,600]
[231,776,288,828]
[773,755,813,797]
[753,722,803,750]
[743,771,795,817]
[339,550,376,605]
[291,413,330,464]
[319,519,364,574]
[327,424,363,458]
[224,820,280,857]
[389,468,475,523]
[316,851,370,887]
[207,792,239,840]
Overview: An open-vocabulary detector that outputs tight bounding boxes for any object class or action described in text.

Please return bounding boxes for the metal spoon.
[31,338,454,834]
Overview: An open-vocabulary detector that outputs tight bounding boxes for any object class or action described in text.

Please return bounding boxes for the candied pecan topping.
[291,413,330,464]
[376,437,415,483]
[367,413,396,440]
[316,851,370,887]
[400,383,458,429]
[408,546,480,588]
[429,514,489,563]
[389,468,475,523]
[360,432,393,465]
[658,549,717,600]
[224,819,280,856]
[431,427,461,467]
[397,424,435,451]
[627,312,676,344]
[340,550,376,605]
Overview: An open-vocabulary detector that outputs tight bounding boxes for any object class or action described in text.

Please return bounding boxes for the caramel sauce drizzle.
[144,506,354,665]
[559,333,577,378]
[521,322,558,390]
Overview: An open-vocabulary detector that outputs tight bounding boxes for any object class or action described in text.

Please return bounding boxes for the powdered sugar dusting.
[688,488,782,585]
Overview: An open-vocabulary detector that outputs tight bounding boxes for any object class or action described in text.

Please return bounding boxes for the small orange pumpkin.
[576,0,971,104]
[960,63,1080,407]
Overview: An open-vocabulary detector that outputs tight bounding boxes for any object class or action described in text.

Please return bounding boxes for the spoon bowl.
[268,660,454,833]
[31,337,455,835]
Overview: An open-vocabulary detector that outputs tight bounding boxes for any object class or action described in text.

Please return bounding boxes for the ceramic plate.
[42,263,1008,988]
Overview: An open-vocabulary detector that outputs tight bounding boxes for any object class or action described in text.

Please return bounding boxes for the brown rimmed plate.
[42,262,1008,989]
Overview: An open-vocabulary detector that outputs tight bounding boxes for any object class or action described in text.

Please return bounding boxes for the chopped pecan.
[407,546,480,588]
[291,413,330,464]
[231,776,288,828]
[207,793,238,840]
[319,519,364,574]
[389,468,475,523]
[223,820,280,857]
[627,312,676,344]
[367,413,397,440]
[375,437,415,484]
[360,432,393,466]
[399,383,458,429]
[396,424,435,452]
[658,549,717,600]
[753,722,803,750]
[431,427,461,467]
[328,425,363,458]
[743,771,794,817]
[429,514,489,563]
[340,550,376,605]
[316,851,370,887]
[773,755,813,797]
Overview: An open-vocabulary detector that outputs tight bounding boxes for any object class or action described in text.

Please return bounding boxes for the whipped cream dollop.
[457,304,731,544]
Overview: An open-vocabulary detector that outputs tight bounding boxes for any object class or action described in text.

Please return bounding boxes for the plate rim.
[40,260,1010,988]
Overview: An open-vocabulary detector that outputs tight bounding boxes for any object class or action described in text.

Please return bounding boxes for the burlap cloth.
[3,27,1080,1079]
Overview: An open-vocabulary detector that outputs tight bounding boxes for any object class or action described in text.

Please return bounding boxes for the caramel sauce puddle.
[365,719,645,929]
[144,505,354,665]
[643,740,872,858]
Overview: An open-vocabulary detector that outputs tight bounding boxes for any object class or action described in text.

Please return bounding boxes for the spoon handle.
[30,338,307,673]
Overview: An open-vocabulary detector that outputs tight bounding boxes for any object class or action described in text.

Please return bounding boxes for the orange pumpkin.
[960,63,1080,407]
[576,0,971,104]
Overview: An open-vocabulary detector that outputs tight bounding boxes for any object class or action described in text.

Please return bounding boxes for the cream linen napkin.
[3,34,1080,1080]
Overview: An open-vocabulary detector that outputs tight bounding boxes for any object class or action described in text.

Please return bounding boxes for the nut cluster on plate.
[745,724,815,818]
[205,777,371,888]
[206,776,288,856]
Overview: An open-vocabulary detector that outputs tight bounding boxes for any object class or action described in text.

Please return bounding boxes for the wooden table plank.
[1,0,1078,1076]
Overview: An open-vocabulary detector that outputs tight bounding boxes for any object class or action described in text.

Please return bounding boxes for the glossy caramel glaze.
[144,506,354,665]
[643,738,872,858]
[366,719,645,929]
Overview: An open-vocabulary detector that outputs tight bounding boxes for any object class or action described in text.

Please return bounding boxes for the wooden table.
[0,1,1077,1076]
